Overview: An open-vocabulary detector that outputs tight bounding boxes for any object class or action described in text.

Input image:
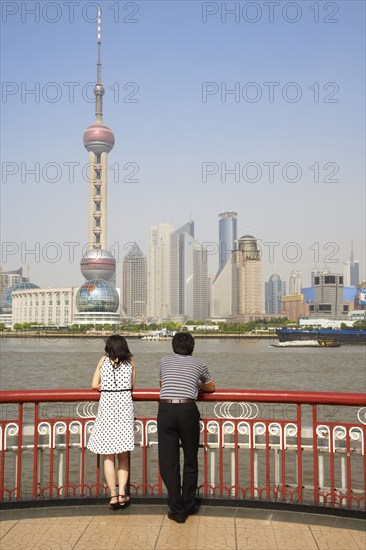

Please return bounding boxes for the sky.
[1,0,365,292]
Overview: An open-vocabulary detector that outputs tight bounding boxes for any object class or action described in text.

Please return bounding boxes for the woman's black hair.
[105,335,132,365]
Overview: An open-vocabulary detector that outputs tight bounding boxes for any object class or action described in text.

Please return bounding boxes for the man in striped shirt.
[158,332,216,523]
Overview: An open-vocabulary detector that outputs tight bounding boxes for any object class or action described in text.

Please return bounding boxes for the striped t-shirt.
[159,354,213,400]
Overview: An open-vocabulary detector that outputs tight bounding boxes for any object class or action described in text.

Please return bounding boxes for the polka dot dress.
[87,357,135,454]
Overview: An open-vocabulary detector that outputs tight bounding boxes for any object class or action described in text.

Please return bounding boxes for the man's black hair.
[172,332,195,355]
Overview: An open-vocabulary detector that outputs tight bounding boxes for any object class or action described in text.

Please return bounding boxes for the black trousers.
[157,402,200,516]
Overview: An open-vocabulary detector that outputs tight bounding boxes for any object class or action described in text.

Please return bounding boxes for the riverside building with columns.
[11,288,77,326]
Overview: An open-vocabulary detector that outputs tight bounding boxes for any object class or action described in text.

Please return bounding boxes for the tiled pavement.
[0,505,365,550]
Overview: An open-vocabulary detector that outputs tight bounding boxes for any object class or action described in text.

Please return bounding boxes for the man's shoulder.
[161,354,175,362]
[161,354,205,365]
[192,357,207,369]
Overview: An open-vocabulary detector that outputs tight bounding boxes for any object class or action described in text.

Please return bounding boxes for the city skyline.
[1,1,365,291]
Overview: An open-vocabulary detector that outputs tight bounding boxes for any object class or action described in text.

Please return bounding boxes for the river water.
[1,337,365,393]
[1,337,365,500]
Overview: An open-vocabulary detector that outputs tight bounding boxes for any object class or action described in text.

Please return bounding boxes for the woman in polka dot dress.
[87,335,135,509]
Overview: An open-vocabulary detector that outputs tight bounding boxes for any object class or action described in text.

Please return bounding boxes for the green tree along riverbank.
[5,317,293,334]
[2,318,364,338]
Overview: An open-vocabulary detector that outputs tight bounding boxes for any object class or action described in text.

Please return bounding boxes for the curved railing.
[0,389,365,513]
[1,388,364,405]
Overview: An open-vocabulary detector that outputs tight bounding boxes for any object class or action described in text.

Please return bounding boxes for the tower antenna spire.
[98,4,101,46]
[95,4,104,123]
[350,240,354,264]
[82,4,115,250]
[78,4,118,325]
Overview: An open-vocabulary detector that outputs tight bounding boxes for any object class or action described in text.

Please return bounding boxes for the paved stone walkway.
[0,505,365,549]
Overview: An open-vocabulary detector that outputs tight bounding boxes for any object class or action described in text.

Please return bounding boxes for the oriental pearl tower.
[75,7,119,323]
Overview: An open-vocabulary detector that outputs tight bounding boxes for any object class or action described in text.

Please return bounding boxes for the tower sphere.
[76,279,119,312]
[83,123,115,154]
[94,83,105,96]
[80,249,116,281]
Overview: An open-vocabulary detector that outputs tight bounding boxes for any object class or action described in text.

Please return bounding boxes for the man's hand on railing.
[198,380,216,393]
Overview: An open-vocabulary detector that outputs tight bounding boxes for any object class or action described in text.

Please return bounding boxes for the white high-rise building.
[211,260,234,318]
[170,221,208,321]
[147,224,173,320]
[343,261,352,287]
[289,271,302,295]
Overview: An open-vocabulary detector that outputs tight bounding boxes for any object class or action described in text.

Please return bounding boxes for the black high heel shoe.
[118,494,130,507]
[108,495,119,510]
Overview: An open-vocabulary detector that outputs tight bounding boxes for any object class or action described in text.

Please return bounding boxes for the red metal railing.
[0,389,365,510]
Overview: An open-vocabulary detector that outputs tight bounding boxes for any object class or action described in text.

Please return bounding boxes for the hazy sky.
[1,0,365,291]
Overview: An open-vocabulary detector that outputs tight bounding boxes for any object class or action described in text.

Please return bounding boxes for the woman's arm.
[131,357,136,388]
[91,356,105,390]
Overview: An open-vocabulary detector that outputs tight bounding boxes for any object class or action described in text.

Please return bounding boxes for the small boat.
[270,340,340,348]
[140,334,160,341]
[276,328,365,345]
[317,340,340,347]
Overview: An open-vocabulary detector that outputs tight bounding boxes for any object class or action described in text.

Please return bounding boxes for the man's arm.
[198,380,216,393]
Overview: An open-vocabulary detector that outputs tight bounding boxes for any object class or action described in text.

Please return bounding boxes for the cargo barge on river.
[276,328,366,345]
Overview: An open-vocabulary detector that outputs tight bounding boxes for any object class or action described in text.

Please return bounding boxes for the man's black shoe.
[167,511,187,524]
[186,506,199,516]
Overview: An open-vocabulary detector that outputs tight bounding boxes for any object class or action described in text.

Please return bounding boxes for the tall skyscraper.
[147,224,173,320]
[75,9,119,324]
[122,244,147,319]
[170,221,208,321]
[265,273,286,315]
[170,221,194,318]
[218,211,237,274]
[233,235,262,316]
[289,270,302,295]
[344,242,360,287]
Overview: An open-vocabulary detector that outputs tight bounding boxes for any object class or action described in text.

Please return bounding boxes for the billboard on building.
[359,287,366,305]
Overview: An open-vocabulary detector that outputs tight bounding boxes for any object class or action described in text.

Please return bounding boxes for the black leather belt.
[99,389,132,392]
[160,398,195,404]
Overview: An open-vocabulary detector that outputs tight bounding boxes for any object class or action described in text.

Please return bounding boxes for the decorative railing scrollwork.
[214,402,259,419]
[350,427,364,455]
[76,402,97,419]
[145,420,158,447]
[134,420,144,447]
[0,422,19,450]
[357,407,366,425]
[0,388,364,510]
